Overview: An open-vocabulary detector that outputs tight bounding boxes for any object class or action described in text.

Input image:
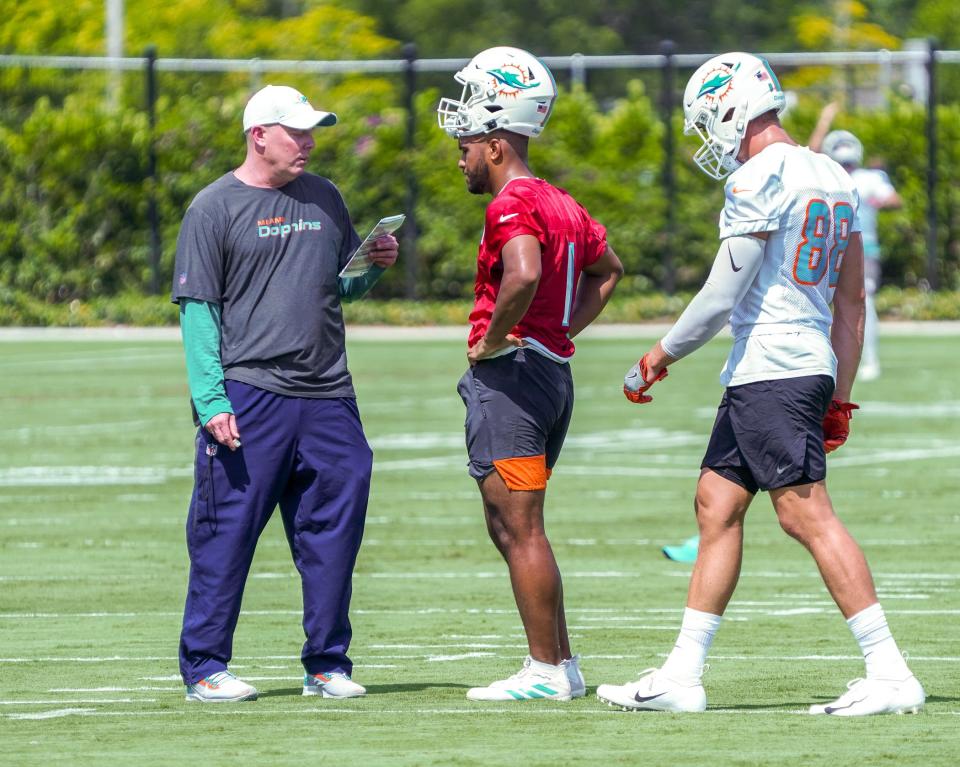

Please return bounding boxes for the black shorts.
[701,374,834,495]
[457,348,574,490]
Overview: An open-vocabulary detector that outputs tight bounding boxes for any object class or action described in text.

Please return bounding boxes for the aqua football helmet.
[682,52,786,180]
[822,129,863,168]
[437,46,556,138]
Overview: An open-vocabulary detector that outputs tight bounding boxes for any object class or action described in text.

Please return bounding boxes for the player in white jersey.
[810,107,901,380]
[596,53,924,717]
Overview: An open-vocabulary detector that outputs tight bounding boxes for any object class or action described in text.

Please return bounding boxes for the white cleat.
[809,676,925,716]
[185,670,258,702]
[596,668,706,712]
[563,654,586,699]
[303,671,367,699]
[467,656,572,702]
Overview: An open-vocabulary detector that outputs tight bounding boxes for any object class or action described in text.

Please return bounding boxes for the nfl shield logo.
[205,443,218,457]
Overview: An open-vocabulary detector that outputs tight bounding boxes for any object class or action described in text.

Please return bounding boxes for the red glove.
[822,399,859,453]
[623,354,668,404]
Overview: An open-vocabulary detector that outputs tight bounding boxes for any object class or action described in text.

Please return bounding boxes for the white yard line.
[1,599,956,621]
[48,687,180,692]
[0,351,181,370]
[3,647,958,665]
[7,708,99,720]
[0,698,157,706]
[3,436,956,487]
[5,706,960,720]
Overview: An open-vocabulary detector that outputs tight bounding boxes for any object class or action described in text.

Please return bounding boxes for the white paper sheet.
[338,214,406,278]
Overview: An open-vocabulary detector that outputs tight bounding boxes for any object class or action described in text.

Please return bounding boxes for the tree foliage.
[335,0,849,56]
[1,0,959,304]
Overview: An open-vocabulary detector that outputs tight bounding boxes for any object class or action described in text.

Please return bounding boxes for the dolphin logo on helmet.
[682,52,786,180]
[437,46,557,138]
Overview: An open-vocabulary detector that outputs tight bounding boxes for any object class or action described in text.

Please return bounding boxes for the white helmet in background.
[682,52,787,179]
[822,129,863,167]
[437,46,556,138]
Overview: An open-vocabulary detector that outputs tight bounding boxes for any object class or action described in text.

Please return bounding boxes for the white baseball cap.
[242,85,337,132]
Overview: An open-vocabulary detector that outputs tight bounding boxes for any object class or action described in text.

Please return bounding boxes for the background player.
[438,46,624,701]
[173,84,398,702]
[662,533,699,563]
[596,53,924,716]
[810,104,901,380]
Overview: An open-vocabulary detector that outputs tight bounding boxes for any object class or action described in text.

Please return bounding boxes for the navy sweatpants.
[178,380,373,685]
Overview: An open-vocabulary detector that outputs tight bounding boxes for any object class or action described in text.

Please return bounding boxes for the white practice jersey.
[718,143,861,387]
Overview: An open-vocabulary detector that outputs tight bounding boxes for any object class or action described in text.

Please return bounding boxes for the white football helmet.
[437,46,556,138]
[682,52,787,180]
[822,129,863,167]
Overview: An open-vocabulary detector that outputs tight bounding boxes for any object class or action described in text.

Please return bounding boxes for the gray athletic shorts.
[457,348,574,490]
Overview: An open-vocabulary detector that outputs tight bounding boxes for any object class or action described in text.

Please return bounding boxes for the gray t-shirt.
[172,172,362,398]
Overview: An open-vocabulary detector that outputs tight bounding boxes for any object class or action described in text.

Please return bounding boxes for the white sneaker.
[809,676,925,716]
[467,656,572,701]
[563,654,586,698]
[596,668,706,712]
[303,671,366,699]
[185,670,258,702]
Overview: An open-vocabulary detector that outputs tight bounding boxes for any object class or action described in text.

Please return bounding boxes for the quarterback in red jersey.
[467,176,610,360]
[438,46,624,702]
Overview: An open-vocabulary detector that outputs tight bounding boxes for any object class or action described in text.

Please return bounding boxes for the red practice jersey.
[468,177,608,359]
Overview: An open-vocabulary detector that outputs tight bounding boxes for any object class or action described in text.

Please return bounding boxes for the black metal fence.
[1,42,954,295]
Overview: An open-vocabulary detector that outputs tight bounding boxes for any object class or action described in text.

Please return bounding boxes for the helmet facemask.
[686,104,747,181]
[437,72,503,137]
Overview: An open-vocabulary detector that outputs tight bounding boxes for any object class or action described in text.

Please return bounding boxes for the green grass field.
[1,329,959,766]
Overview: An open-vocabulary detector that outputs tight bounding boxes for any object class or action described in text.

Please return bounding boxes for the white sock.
[660,607,722,683]
[847,603,912,680]
[527,657,564,675]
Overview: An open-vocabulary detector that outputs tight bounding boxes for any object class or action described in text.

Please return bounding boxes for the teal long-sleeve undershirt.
[179,299,232,427]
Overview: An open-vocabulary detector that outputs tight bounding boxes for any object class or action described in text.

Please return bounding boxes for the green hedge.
[1,287,958,327]
[1,72,959,305]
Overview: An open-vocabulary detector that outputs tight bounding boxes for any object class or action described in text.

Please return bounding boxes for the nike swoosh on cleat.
[634,691,668,703]
[825,700,862,714]
[727,242,743,272]
[499,212,519,222]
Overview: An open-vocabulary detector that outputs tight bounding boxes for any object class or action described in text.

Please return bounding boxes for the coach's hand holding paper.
[339,214,405,277]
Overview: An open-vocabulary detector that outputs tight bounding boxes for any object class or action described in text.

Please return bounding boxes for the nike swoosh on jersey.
[499,212,520,222]
[730,186,752,194]
[727,243,743,273]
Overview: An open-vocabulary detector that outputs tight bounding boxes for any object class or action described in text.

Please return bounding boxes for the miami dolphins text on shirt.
[257,216,323,238]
